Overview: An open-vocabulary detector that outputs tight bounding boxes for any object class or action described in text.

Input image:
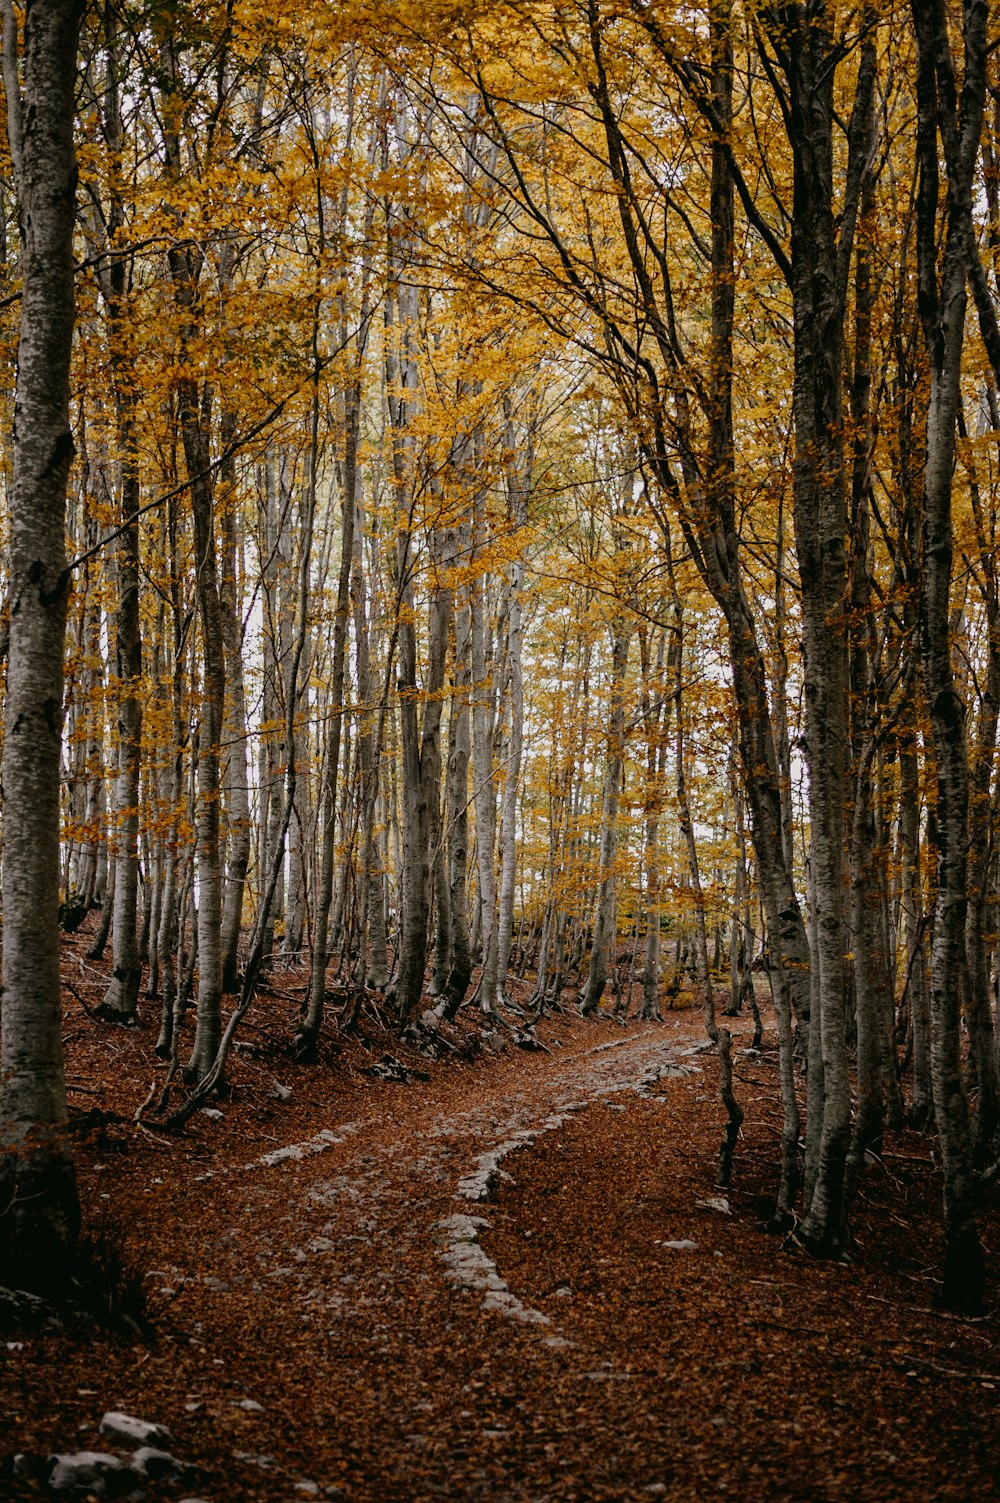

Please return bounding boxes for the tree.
[752,0,877,1258]
[85,2,144,1025]
[0,0,84,1279]
[911,0,989,1309]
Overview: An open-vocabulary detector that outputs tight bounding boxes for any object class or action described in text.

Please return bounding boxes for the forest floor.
[2,930,1000,1501]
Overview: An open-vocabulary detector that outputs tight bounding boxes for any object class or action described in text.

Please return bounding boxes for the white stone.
[695,1196,731,1215]
[133,1446,188,1481]
[48,1451,137,1492]
[99,1411,171,1447]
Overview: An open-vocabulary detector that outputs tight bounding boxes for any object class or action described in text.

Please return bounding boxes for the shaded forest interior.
[2,1,1000,1493]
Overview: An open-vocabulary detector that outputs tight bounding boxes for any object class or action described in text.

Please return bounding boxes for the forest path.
[6,1001,1000,1502]
[148,1010,707,1501]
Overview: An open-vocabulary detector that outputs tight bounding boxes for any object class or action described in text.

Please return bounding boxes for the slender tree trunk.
[259,457,295,970]
[283,799,307,960]
[845,179,886,1187]
[300,381,349,1052]
[87,856,115,962]
[960,420,1000,1156]
[353,491,389,992]
[183,413,226,1081]
[493,415,531,1007]
[95,7,142,1024]
[158,33,226,1084]
[847,739,886,1195]
[899,734,932,1127]
[155,504,189,1057]
[437,569,473,1018]
[638,625,668,1021]
[579,624,629,1016]
[669,585,713,1041]
[403,526,448,1022]
[470,539,500,1011]
[98,444,142,1021]
[218,406,251,994]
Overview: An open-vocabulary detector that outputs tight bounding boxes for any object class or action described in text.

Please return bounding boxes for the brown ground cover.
[1,929,999,1501]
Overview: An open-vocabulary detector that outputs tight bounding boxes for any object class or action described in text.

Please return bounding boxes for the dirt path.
[150,1013,708,1501]
[4,1005,1000,1502]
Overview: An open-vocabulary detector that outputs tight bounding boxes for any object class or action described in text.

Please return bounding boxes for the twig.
[63,976,99,1018]
[975,1158,1000,1190]
[135,1080,159,1123]
[866,1292,996,1324]
[253,982,309,1005]
[76,959,112,983]
[746,1316,829,1339]
[894,1354,1000,1383]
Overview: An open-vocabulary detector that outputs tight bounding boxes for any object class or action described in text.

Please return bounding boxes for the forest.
[2,2,1000,1484]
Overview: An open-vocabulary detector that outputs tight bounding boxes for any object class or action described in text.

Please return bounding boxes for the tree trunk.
[0,0,83,1278]
[353,490,390,993]
[911,0,988,1307]
[470,536,500,1012]
[638,625,668,1021]
[98,449,142,1022]
[579,624,629,1016]
[301,381,351,1050]
[493,413,532,1008]
[668,576,713,1042]
[773,2,875,1258]
[437,567,473,1018]
[95,6,142,1025]
[218,406,251,994]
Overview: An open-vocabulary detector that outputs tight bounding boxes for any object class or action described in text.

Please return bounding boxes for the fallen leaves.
[2,962,999,1501]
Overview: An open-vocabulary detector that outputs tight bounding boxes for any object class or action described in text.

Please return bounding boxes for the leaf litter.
[2,955,999,1501]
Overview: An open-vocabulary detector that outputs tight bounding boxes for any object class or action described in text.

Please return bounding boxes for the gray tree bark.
[763,0,876,1257]
[470,515,500,1013]
[637,624,668,1022]
[494,414,531,1008]
[352,490,390,993]
[435,560,473,1019]
[383,112,443,1023]
[0,0,83,1277]
[84,8,142,1024]
[579,624,629,1016]
[218,406,251,995]
[911,0,988,1308]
